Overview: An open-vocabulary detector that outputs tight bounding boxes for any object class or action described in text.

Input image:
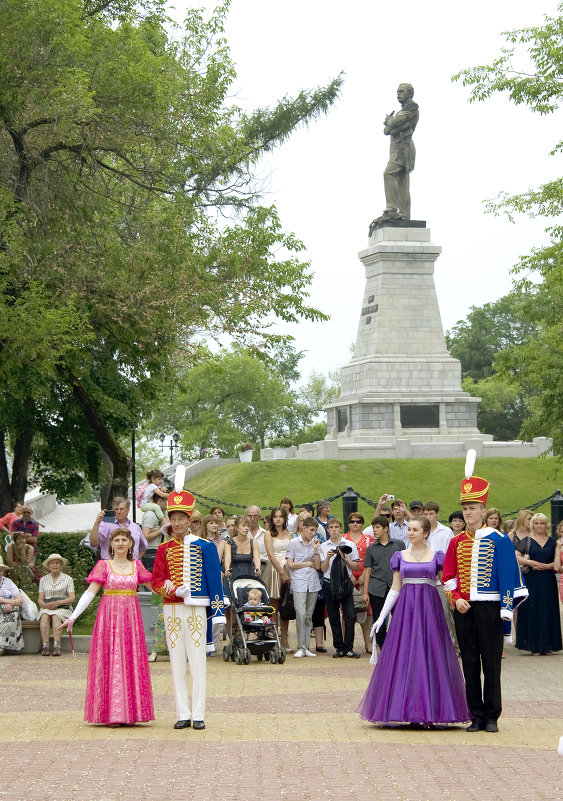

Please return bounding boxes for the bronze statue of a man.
[378,83,419,225]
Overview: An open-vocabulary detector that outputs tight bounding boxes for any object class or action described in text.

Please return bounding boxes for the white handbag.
[19,588,39,621]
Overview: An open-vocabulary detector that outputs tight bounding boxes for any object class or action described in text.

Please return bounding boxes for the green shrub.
[36,532,89,564]
[10,531,101,633]
[7,565,39,602]
[268,436,293,448]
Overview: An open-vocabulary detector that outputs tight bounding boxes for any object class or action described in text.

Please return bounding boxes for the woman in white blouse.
[37,553,75,656]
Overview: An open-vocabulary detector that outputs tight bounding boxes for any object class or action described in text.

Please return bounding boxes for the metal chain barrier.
[354,490,381,510]
[190,488,558,518]
[502,492,558,518]
[189,488,349,512]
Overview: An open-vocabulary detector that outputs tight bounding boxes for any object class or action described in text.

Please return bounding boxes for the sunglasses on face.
[349,519,362,524]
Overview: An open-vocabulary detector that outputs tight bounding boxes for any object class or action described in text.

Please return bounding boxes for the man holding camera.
[319,518,361,658]
[89,497,147,560]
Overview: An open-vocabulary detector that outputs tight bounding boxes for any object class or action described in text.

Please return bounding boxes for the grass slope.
[188,458,562,520]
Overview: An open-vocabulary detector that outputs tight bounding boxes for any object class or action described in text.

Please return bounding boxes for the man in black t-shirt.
[362,515,405,649]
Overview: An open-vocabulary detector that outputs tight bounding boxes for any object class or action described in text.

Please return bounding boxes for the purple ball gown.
[357,550,470,725]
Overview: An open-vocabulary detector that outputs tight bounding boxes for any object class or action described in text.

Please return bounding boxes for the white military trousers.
[164,603,207,722]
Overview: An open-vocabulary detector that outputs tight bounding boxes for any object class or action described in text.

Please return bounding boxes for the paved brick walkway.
[1,630,562,801]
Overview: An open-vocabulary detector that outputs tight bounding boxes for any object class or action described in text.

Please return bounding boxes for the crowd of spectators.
[179,493,563,659]
[0,490,561,660]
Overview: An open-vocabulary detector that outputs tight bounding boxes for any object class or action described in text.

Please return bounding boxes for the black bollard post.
[342,487,358,533]
[550,489,563,538]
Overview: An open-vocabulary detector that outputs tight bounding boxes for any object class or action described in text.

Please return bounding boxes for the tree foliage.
[453,4,563,453]
[0,0,341,508]
[446,293,536,440]
[146,345,313,452]
[298,370,341,413]
[292,421,328,446]
[446,293,537,381]
[461,376,529,442]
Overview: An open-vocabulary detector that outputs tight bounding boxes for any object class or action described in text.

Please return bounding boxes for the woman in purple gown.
[357,517,470,726]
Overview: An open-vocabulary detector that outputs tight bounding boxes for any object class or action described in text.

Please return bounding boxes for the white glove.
[374,589,399,633]
[369,622,377,640]
[162,580,175,595]
[67,590,95,631]
[175,584,189,598]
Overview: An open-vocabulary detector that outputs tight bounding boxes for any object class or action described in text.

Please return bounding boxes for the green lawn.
[188,458,562,521]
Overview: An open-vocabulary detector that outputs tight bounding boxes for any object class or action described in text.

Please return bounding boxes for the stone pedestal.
[325,225,487,446]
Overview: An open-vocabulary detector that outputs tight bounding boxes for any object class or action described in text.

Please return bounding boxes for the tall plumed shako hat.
[460,477,490,505]
[167,490,195,515]
[460,449,490,505]
[166,465,195,515]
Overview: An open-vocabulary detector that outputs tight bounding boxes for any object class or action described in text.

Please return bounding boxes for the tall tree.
[0,0,340,508]
[298,370,341,413]
[446,293,537,381]
[445,293,536,440]
[453,4,563,453]
[147,345,312,453]
[461,376,529,442]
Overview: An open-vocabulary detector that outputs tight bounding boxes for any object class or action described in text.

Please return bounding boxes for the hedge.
[4,531,100,632]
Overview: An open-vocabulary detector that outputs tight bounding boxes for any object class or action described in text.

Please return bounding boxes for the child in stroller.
[223,576,286,665]
[244,588,273,625]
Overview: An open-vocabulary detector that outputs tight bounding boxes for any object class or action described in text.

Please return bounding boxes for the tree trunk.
[11,431,32,503]
[108,454,130,506]
[58,365,132,504]
[99,449,113,510]
[0,432,12,514]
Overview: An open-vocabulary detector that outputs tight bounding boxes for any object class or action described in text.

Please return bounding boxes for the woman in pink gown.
[61,528,155,725]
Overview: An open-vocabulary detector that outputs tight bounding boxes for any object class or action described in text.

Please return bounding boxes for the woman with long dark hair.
[264,507,292,651]
[224,516,261,580]
[280,497,298,534]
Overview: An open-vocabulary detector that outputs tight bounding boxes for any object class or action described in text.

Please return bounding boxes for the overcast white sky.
[174,0,561,379]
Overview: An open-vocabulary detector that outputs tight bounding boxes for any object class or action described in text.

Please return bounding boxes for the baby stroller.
[223,575,286,665]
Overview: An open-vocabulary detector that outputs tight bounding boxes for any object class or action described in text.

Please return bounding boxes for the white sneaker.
[303,649,317,657]
[293,649,305,658]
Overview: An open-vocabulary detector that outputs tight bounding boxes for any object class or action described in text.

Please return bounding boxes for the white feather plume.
[464,449,477,479]
[174,465,186,493]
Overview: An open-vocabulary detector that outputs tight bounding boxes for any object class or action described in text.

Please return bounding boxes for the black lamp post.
[159,433,180,465]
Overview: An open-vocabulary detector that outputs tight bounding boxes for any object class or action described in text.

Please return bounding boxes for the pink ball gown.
[84,559,155,725]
